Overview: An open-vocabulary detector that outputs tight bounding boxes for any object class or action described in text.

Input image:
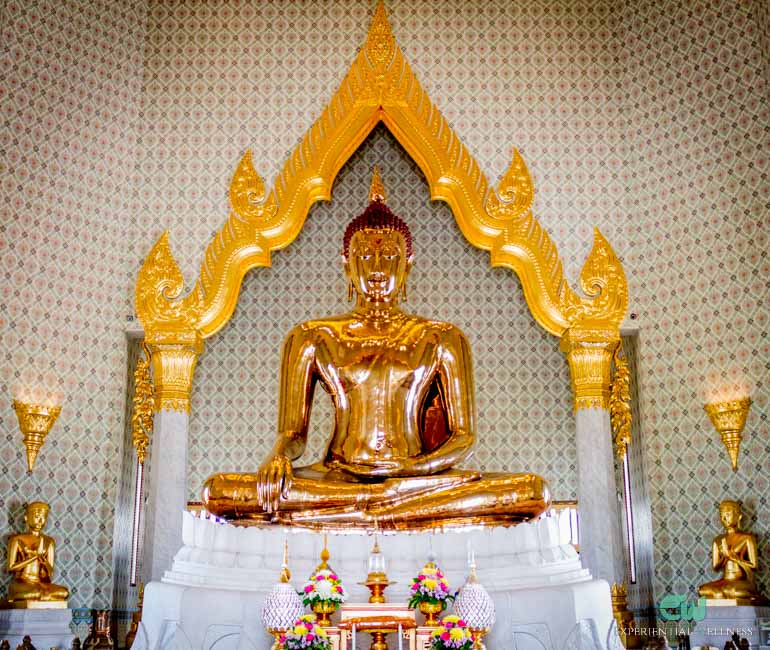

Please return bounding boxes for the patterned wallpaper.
[618,0,769,601]
[0,0,767,619]
[0,0,147,613]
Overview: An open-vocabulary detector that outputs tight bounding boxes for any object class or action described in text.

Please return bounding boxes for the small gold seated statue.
[698,499,768,604]
[203,171,550,530]
[4,501,69,607]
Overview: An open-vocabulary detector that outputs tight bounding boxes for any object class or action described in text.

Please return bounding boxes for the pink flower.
[441,632,450,641]
[304,621,313,630]
[329,574,338,581]
[457,619,467,627]
[306,633,315,641]
[304,585,314,593]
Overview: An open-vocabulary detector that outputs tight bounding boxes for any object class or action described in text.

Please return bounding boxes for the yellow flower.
[450,628,465,641]
[424,578,438,590]
[293,624,306,635]
[317,628,328,637]
[443,615,460,623]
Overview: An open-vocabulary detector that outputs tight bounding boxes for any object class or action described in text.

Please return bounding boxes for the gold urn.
[311,600,336,627]
[418,601,444,626]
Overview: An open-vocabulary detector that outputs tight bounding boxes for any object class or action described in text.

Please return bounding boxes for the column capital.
[560,328,620,411]
[146,330,204,414]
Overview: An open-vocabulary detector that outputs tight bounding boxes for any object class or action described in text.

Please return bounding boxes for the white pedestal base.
[135,512,613,650]
[0,608,75,648]
[135,580,612,650]
[689,605,770,650]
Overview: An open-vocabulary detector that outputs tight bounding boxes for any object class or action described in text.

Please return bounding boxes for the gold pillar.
[147,332,204,414]
[560,328,620,411]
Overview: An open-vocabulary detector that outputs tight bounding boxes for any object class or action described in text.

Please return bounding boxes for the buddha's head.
[718,499,742,531]
[25,501,49,533]
[342,176,413,304]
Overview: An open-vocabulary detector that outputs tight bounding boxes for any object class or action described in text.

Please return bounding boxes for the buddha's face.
[719,503,741,529]
[346,228,411,302]
[25,504,48,532]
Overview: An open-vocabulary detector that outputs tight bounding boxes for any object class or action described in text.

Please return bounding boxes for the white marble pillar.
[141,334,202,583]
[575,406,625,584]
[142,408,190,582]
[561,329,626,585]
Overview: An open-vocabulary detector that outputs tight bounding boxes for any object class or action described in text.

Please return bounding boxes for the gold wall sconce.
[12,391,62,472]
[704,396,752,472]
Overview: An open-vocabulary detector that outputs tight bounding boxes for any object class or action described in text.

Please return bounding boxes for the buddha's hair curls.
[342,201,413,259]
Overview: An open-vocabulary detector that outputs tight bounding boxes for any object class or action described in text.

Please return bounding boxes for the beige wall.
[0,0,767,614]
[619,0,769,600]
[0,0,148,614]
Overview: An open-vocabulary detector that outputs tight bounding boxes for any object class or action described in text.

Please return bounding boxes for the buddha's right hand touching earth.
[256,454,293,513]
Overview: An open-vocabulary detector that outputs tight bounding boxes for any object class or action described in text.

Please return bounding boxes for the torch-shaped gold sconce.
[12,400,62,472]
[704,396,752,471]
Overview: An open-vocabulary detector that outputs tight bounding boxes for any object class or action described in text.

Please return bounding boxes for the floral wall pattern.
[0,0,766,617]
[0,0,148,611]
[619,0,769,600]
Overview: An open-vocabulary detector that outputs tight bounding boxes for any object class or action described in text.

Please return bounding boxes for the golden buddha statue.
[4,501,69,607]
[698,500,767,604]
[203,171,549,530]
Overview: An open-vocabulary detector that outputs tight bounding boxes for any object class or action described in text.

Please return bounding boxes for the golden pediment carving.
[136,0,628,390]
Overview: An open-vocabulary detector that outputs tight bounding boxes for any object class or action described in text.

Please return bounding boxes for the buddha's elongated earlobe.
[348,280,354,302]
[401,281,408,302]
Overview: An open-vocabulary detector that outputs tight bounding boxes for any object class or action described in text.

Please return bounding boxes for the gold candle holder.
[704,396,752,471]
[471,628,490,650]
[268,630,285,650]
[12,400,62,472]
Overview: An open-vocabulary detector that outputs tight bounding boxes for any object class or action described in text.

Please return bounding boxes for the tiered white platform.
[133,511,613,650]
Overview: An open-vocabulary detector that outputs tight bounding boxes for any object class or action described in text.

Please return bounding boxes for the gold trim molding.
[131,344,154,461]
[135,1,628,406]
[610,346,632,457]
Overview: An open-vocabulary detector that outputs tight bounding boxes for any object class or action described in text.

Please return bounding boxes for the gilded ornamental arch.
[135,1,628,420]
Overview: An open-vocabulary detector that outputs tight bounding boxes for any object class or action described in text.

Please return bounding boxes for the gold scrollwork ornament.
[131,344,154,463]
[609,346,632,458]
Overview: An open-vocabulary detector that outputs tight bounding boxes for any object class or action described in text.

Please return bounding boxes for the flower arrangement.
[300,568,347,606]
[407,560,454,609]
[279,615,331,650]
[429,615,475,650]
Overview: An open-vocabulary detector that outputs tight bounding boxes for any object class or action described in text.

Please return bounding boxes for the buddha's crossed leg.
[204,467,548,529]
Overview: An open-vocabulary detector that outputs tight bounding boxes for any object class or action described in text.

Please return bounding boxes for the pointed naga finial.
[365,0,396,71]
[280,539,291,583]
[369,166,387,203]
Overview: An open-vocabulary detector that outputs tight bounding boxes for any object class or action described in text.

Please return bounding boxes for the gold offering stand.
[304,535,442,650]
